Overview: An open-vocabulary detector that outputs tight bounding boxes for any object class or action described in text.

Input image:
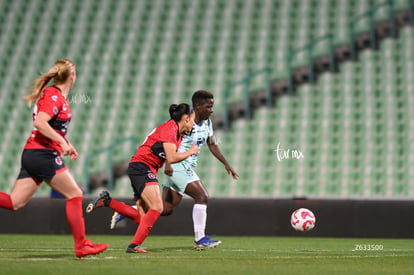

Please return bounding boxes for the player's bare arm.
[34,111,72,155]
[207,136,239,180]
[163,142,199,164]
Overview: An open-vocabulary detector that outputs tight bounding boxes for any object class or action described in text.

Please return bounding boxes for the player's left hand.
[68,143,78,160]
[225,164,239,180]
[164,163,173,176]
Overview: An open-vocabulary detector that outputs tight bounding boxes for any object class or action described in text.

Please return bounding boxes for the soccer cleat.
[75,239,108,258]
[110,205,137,229]
[110,211,126,229]
[194,236,222,250]
[86,191,111,213]
[125,244,152,254]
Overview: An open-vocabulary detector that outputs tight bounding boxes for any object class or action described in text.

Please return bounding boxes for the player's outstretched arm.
[207,137,239,180]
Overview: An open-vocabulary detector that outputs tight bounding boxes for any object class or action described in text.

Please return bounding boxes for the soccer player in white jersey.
[163,90,239,249]
[111,90,239,250]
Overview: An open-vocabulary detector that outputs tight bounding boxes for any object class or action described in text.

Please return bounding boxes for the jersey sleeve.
[36,88,62,118]
[157,120,178,144]
[208,119,214,137]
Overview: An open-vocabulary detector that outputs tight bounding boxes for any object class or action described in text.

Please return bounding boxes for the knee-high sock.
[66,197,86,248]
[0,192,13,210]
[193,204,207,241]
[131,209,161,245]
[109,199,141,224]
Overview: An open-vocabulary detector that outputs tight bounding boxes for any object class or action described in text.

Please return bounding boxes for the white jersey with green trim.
[175,118,214,168]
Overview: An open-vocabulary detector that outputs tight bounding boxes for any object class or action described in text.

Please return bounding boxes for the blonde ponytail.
[25,59,75,106]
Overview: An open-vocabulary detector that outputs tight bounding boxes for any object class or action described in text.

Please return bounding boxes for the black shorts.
[127,162,158,201]
[17,149,66,185]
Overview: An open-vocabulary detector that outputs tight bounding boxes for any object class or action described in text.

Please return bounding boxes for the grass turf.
[0,235,413,274]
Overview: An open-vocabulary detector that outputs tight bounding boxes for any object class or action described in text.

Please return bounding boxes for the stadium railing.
[349,0,397,60]
[223,67,272,130]
[287,33,336,95]
[221,0,409,130]
[83,136,136,193]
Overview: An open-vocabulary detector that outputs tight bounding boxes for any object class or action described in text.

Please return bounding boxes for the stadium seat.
[0,0,412,198]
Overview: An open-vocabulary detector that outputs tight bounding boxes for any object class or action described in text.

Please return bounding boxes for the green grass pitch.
[0,234,413,274]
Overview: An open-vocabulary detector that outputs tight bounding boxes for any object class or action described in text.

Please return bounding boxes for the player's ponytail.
[25,59,75,106]
[169,103,192,122]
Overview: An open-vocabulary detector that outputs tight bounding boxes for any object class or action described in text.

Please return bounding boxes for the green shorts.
[163,163,200,194]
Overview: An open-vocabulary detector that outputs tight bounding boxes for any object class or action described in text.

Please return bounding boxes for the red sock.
[131,209,161,245]
[0,192,13,210]
[109,199,141,224]
[66,197,86,248]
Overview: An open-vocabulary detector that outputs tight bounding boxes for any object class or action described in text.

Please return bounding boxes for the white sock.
[193,204,207,241]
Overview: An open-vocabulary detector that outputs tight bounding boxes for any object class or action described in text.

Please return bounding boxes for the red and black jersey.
[24,86,71,155]
[131,119,182,174]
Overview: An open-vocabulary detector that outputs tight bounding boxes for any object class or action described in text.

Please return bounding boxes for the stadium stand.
[0,0,412,198]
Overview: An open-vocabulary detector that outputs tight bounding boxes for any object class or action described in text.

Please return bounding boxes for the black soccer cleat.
[86,191,111,213]
[125,243,152,254]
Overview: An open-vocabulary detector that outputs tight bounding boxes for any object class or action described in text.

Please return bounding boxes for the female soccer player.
[86,103,198,253]
[0,59,108,258]
[111,90,239,250]
[162,90,239,249]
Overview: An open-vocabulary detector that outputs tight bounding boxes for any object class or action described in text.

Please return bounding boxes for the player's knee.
[195,193,209,204]
[161,203,173,216]
[66,190,83,199]
[12,201,26,211]
[162,208,174,216]
[150,204,163,214]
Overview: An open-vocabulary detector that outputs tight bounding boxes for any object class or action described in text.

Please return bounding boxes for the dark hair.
[192,90,214,107]
[169,103,192,122]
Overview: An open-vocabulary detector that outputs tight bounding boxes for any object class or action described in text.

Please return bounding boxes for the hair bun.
[169,103,191,122]
[169,104,178,117]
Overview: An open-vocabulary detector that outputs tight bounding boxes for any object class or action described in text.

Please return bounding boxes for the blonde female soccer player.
[0,59,108,258]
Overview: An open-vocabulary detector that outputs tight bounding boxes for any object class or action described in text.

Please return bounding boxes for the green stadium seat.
[0,0,412,198]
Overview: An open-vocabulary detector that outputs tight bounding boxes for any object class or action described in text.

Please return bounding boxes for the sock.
[193,204,207,241]
[66,197,86,248]
[0,192,14,210]
[131,209,161,245]
[109,199,141,224]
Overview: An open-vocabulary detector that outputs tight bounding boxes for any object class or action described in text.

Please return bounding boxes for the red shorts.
[16,149,67,185]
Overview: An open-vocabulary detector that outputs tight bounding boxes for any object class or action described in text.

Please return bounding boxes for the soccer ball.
[290,208,316,232]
